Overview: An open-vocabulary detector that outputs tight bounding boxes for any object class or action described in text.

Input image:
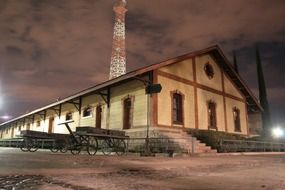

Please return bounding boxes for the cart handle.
[58,120,79,144]
[58,120,75,125]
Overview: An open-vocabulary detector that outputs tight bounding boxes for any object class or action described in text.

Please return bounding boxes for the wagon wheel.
[50,140,59,153]
[101,138,113,155]
[28,139,39,152]
[87,137,98,156]
[114,139,126,156]
[70,144,82,155]
[60,140,69,153]
[60,138,72,153]
[20,139,29,152]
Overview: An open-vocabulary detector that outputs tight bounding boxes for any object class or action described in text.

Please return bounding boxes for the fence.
[219,139,285,152]
[0,137,188,154]
[0,138,56,149]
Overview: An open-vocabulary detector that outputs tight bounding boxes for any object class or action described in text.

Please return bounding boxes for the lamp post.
[133,76,162,156]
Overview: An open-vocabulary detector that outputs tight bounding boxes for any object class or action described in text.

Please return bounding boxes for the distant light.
[272,127,284,138]
[0,115,11,120]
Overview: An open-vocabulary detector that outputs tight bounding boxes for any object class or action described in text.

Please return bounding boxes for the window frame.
[82,106,93,118]
[36,120,41,127]
[122,95,135,130]
[207,100,217,130]
[233,107,241,132]
[65,112,73,121]
[204,62,214,79]
[171,91,184,125]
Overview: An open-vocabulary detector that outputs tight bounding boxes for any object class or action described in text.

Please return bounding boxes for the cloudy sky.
[0,0,284,126]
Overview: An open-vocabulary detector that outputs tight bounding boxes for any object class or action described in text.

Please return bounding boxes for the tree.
[233,50,239,74]
[256,45,271,137]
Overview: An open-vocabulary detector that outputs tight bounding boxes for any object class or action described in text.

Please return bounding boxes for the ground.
[0,148,285,190]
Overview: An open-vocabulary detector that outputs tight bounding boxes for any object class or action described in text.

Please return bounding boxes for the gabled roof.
[0,45,262,127]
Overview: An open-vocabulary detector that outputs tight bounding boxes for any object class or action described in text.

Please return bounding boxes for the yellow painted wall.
[80,94,106,128]
[224,73,243,99]
[196,54,223,91]
[225,98,247,135]
[160,59,194,81]
[109,80,147,130]
[157,74,195,128]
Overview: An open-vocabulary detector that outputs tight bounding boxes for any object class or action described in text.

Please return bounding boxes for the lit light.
[272,127,284,138]
[0,115,11,120]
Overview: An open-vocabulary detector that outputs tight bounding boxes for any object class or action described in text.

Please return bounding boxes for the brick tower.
[109,0,127,79]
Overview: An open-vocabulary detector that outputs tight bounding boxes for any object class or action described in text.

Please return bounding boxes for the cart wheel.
[60,139,70,153]
[115,139,126,156]
[28,139,39,152]
[20,140,29,152]
[101,139,113,155]
[50,141,59,153]
[70,144,81,155]
[87,137,98,156]
[60,143,68,153]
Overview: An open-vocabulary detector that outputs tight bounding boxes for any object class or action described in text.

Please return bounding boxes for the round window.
[204,63,214,79]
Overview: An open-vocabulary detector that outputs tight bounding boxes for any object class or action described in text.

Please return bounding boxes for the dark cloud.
[5,46,23,56]
[0,0,285,126]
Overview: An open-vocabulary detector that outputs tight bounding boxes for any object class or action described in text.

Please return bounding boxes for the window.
[204,63,214,79]
[83,106,93,117]
[233,107,241,132]
[6,129,8,134]
[172,93,183,124]
[18,126,22,131]
[65,112,73,121]
[123,97,133,129]
[36,120,41,127]
[208,101,217,129]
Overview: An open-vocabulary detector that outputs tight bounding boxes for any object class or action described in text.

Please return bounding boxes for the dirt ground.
[0,148,285,190]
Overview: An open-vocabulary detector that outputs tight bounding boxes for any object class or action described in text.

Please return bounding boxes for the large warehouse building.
[0,46,262,142]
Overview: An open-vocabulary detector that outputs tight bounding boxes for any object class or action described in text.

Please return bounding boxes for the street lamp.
[272,127,283,138]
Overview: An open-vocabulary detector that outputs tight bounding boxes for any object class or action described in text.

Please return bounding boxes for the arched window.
[204,63,214,79]
[83,106,93,117]
[65,112,73,121]
[36,120,41,127]
[172,92,183,124]
[233,107,241,132]
[208,101,217,129]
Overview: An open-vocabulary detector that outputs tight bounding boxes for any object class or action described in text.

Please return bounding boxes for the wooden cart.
[58,120,129,155]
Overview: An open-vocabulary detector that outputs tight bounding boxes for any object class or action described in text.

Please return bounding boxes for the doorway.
[48,117,54,134]
[96,105,102,128]
[123,98,132,129]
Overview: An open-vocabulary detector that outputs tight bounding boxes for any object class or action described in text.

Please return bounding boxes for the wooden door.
[48,117,54,134]
[123,98,132,129]
[96,105,102,128]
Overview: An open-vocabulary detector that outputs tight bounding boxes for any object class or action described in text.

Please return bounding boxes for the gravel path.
[0,148,285,190]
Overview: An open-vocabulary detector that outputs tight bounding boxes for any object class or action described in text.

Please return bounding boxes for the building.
[0,46,262,142]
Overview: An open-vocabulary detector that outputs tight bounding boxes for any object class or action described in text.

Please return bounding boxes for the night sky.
[0,0,284,126]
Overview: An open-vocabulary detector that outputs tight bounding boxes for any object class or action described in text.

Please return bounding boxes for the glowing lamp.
[272,127,284,138]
